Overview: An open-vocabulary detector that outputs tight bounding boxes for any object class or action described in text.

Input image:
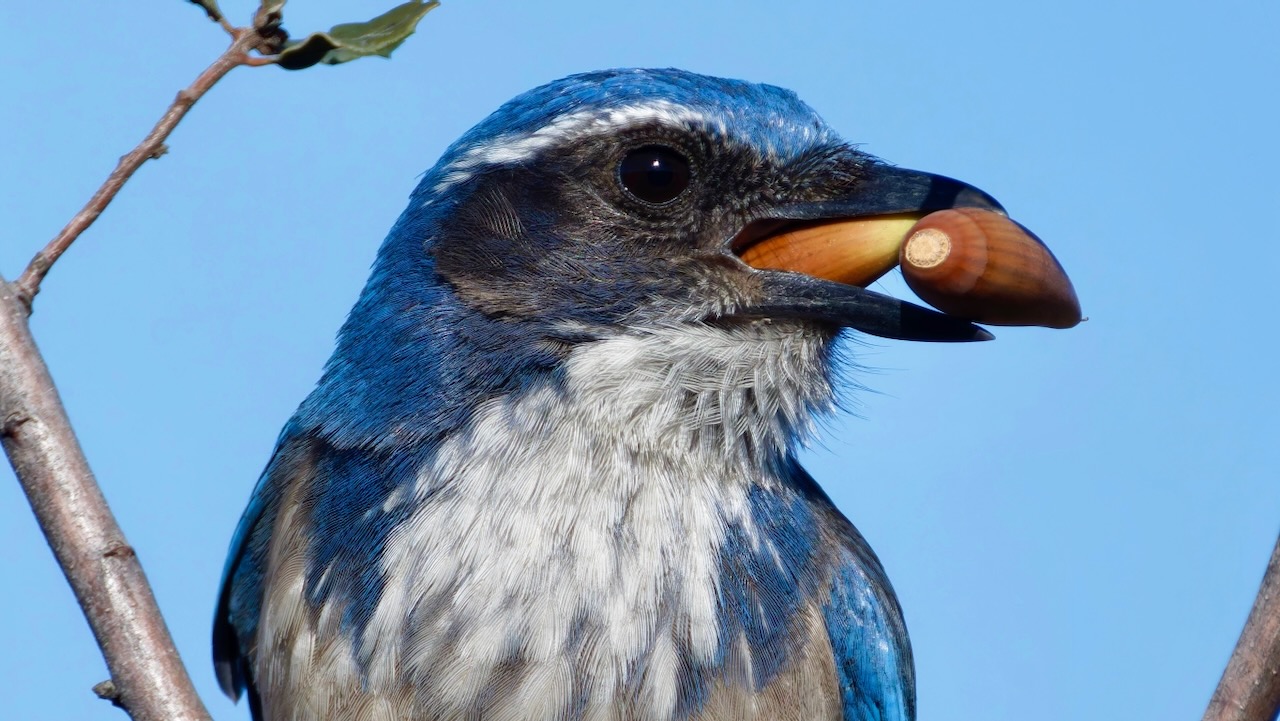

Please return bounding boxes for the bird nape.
[213,68,1077,721]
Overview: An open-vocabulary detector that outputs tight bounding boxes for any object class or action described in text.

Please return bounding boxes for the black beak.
[774,164,1006,222]
[749,274,996,342]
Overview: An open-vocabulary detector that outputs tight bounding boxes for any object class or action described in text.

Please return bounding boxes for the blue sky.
[2,1,1278,719]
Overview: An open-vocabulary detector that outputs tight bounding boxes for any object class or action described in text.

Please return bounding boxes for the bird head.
[426,69,999,336]
[296,68,1058,450]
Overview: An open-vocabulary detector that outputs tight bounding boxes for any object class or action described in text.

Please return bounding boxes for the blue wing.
[213,423,421,718]
[212,425,316,709]
[821,519,916,721]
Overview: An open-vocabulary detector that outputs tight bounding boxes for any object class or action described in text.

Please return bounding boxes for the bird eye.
[618,146,691,204]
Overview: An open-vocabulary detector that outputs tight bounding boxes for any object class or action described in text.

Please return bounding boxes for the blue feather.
[822,526,916,721]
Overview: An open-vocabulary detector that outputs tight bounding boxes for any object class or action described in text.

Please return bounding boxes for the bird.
[213,68,1010,721]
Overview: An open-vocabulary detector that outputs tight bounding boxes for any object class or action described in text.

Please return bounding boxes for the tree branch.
[0,278,212,721]
[1204,532,1280,721]
[13,27,262,311]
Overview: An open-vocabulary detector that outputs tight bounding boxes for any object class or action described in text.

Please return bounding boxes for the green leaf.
[188,0,225,23]
[276,0,438,71]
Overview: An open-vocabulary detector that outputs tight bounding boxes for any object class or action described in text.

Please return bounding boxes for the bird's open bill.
[734,166,1081,340]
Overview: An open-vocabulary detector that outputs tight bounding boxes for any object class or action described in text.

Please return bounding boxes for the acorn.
[899,208,1081,328]
[738,214,918,287]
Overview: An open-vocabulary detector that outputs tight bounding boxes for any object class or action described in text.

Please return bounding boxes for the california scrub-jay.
[214,68,1013,721]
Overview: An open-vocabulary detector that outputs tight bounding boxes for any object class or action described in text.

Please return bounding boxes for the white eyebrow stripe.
[428,100,710,197]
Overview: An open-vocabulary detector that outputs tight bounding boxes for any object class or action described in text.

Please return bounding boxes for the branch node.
[150,144,170,161]
[92,681,119,701]
[9,277,37,314]
[103,543,138,561]
[252,7,288,56]
[2,412,32,438]
[92,679,126,709]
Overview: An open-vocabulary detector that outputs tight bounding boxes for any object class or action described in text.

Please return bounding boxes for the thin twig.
[1204,533,1280,721]
[13,28,262,310]
[0,278,212,721]
[243,54,280,67]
